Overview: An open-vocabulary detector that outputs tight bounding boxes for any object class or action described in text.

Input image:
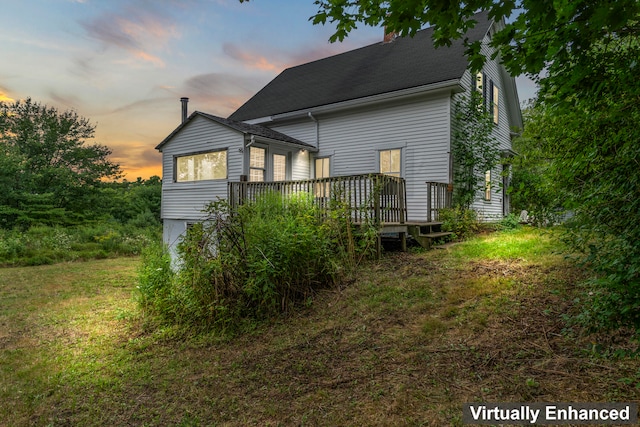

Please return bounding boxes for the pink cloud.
[80,6,178,67]
[222,43,282,72]
[222,37,379,73]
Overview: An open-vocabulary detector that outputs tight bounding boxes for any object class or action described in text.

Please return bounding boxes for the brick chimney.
[180,97,189,123]
[383,26,398,43]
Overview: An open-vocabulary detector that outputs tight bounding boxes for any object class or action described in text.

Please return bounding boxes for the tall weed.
[137,191,378,332]
[439,207,481,240]
[0,223,160,266]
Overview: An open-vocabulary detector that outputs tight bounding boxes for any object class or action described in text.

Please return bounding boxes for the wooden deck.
[228,174,452,254]
[229,173,407,225]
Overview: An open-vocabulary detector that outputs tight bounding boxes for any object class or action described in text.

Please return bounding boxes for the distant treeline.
[0,98,161,230]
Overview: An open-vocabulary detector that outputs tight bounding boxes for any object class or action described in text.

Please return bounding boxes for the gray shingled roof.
[229,11,491,122]
[155,111,315,150]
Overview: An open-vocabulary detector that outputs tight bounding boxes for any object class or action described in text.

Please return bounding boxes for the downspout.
[307,112,319,179]
[307,112,319,151]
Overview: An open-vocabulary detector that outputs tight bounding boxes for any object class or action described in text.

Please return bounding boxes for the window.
[249,146,265,182]
[380,149,401,177]
[474,71,487,106]
[485,170,492,201]
[314,157,331,197]
[491,84,499,124]
[475,71,483,93]
[273,154,287,181]
[315,157,330,179]
[176,150,227,182]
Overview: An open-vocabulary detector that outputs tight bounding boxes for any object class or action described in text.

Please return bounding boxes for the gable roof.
[155,111,316,151]
[229,11,492,122]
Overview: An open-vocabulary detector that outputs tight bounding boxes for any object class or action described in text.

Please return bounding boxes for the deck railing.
[426,181,452,222]
[228,173,407,225]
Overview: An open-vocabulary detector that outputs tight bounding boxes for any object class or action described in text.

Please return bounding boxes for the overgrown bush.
[137,242,175,319]
[439,207,480,240]
[496,213,521,231]
[0,223,160,266]
[137,191,378,332]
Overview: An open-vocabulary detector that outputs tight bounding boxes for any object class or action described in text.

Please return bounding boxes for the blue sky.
[0,0,537,179]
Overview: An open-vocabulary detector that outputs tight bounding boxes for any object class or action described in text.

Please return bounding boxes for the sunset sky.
[1,0,537,180]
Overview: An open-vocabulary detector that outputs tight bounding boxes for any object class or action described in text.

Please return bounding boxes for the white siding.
[291,149,310,180]
[163,219,187,266]
[160,115,244,220]
[455,32,516,220]
[291,94,453,221]
[270,120,317,148]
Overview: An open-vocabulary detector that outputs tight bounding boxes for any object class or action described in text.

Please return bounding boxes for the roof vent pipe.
[180,97,189,123]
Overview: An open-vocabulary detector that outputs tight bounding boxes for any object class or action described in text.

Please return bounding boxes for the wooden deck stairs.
[380,221,453,251]
[405,222,453,250]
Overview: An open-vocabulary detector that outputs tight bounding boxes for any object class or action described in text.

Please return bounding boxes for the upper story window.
[176,149,227,182]
[475,72,484,93]
[491,84,499,125]
[380,149,401,177]
[249,146,265,182]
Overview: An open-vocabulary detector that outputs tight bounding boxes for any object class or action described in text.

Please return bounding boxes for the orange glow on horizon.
[119,164,162,181]
[0,93,15,102]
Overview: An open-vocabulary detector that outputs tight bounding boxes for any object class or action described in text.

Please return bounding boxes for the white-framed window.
[273,153,287,181]
[475,71,483,93]
[485,170,492,201]
[176,149,227,182]
[249,146,266,182]
[491,84,499,124]
[314,157,331,197]
[379,149,401,177]
[315,157,330,179]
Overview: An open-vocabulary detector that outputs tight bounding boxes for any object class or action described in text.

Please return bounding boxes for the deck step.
[421,231,453,239]
[406,225,453,250]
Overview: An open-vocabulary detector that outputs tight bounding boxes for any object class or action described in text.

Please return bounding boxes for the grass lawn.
[1,227,638,426]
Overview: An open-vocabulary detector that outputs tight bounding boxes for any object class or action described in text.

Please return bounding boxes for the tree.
[308,0,640,77]
[451,90,500,210]
[521,37,640,331]
[100,176,162,228]
[297,0,640,332]
[0,98,121,228]
[508,102,559,226]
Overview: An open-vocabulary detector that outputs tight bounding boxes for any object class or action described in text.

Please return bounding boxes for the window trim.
[314,156,332,198]
[484,169,492,201]
[474,71,483,93]
[378,148,403,177]
[314,156,331,179]
[249,145,267,182]
[491,83,499,125]
[272,152,288,181]
[174,148,228,182]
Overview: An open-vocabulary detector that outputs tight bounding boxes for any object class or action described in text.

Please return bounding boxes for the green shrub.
[137,191,377,332]
[0,223,161,266]
[0,230,25,259]
[439,207,480,240]
[496,213,521,231]
[137,242,175,319]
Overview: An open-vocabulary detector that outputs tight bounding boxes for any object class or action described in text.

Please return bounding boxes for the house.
[156,10,522,257]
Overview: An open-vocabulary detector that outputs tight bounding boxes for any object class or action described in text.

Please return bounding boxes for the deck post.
[426,182,432,222]
[400,232,407,252]
[373,174,380,227]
